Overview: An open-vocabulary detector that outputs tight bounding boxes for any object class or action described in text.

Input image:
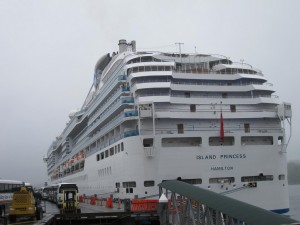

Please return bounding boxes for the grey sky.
[0,0,299,185]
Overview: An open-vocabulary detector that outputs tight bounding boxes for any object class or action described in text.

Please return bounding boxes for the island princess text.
[196,154,246,160]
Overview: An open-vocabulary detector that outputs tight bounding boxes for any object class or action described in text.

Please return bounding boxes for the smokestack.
[131,40,136,52]
[118,39,127,53]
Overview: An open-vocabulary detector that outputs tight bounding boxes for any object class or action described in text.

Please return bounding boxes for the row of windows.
[96,143,124,161]
[113,174,283,191]
[98,166,112,177]
[161,136,282,147]
[0,183,23,192]
[177,123,251,134]
[128,66,172,75]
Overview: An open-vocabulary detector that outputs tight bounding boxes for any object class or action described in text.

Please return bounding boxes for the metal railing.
[127,64,263,76]
[158,180,298,225]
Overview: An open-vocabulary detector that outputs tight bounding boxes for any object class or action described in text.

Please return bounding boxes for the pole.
[175,42,184,63]
[152,102,155,137]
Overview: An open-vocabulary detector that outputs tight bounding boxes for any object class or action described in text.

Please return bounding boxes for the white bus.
[0,180,24,205]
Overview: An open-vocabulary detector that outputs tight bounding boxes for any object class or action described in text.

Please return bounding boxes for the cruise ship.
[44,39,292,213]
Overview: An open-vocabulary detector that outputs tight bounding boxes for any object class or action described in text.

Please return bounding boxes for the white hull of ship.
[53,135,289,213]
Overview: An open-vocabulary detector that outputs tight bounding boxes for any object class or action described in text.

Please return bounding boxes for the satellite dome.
[68,109,78,119]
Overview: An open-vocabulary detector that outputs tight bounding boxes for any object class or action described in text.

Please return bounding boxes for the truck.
[8,186,43,222]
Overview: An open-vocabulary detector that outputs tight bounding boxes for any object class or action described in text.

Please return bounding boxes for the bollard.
[157,193,169,225]
[100,197,103,206]
[106,197,113,208]
[117,198,121,209]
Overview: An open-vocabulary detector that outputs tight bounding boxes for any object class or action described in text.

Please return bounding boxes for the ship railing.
[127,65,173,76]
[95,130,139,153]
[139,127,283,135]
[89,97,134,132]
[89,112,124,142]
[127,64,264,76]
[89,75,127,119]
[136,93,278,99]
[86,113,129,151]
[132,80,272,87]
[154,108,278,113]
[90,87,127,122]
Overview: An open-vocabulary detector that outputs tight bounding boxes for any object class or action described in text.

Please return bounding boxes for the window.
[118,144,120,153]
[244,123,250,133]
[101,152,104,160]
[222,93,228,98]
[230,105,236,112]
[182,178,202,184]
[126,188,133,193]
[177,124,184,134]
[278,136,283,145]
[96,154,100,161]
[116,182,120,188]
[209,137,234,146]
[121,143,124,151]
[110,147,114,156]
[105,150,109,158]
[279,174,285,180]
[143,138,153,147]
[122,181,136,193]
[190,104,196,112]
[123,181,136,188]
[162,137,202,147]
[184,92,190,98]
[209,177,235,184]
[241,136,273,145]
[241,174,273,182]
[144,180,155,187]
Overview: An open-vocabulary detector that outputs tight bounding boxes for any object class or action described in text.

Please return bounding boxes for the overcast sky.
[0,0,299,185]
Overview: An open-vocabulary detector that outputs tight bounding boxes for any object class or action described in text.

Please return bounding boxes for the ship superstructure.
[44,39,292,213]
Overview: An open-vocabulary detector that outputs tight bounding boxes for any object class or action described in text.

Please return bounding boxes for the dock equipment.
[158,180,298,225]
[8,186,43,222]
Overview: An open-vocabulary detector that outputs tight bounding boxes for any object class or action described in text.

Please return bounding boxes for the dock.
[2,181,299,225]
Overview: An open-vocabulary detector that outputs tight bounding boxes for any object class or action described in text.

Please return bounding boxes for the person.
[34,191,42,205]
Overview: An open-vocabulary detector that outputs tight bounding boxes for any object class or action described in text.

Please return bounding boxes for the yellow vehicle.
[60,187,81,214]
[8,186,43,222]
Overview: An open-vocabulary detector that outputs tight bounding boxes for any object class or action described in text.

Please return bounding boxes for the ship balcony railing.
[121,96,134,103]
[94,130,139,153]
[127,65,173,76]
[118,75,127,81]
[88,113,125,146]
[127,64,263,76]
[139,127,283,136]
[90,87,129,122]
[88,75,127,116]
[90,82,130,120]
[131,80,272,88]
[122,86,130,91]
[174,63,263,76]
[136,93,278,99]
[89,97,134,131]
[124,129,139,137]
[154,108,278,113]
[124,110,138,117]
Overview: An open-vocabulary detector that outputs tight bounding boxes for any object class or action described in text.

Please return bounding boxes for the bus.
[43,183,78,208]
[0,179,24,209]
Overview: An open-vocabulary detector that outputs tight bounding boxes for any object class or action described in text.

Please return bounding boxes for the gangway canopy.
[158,180,298,225]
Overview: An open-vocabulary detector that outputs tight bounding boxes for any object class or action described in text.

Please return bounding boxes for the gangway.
[158,180,298,225]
